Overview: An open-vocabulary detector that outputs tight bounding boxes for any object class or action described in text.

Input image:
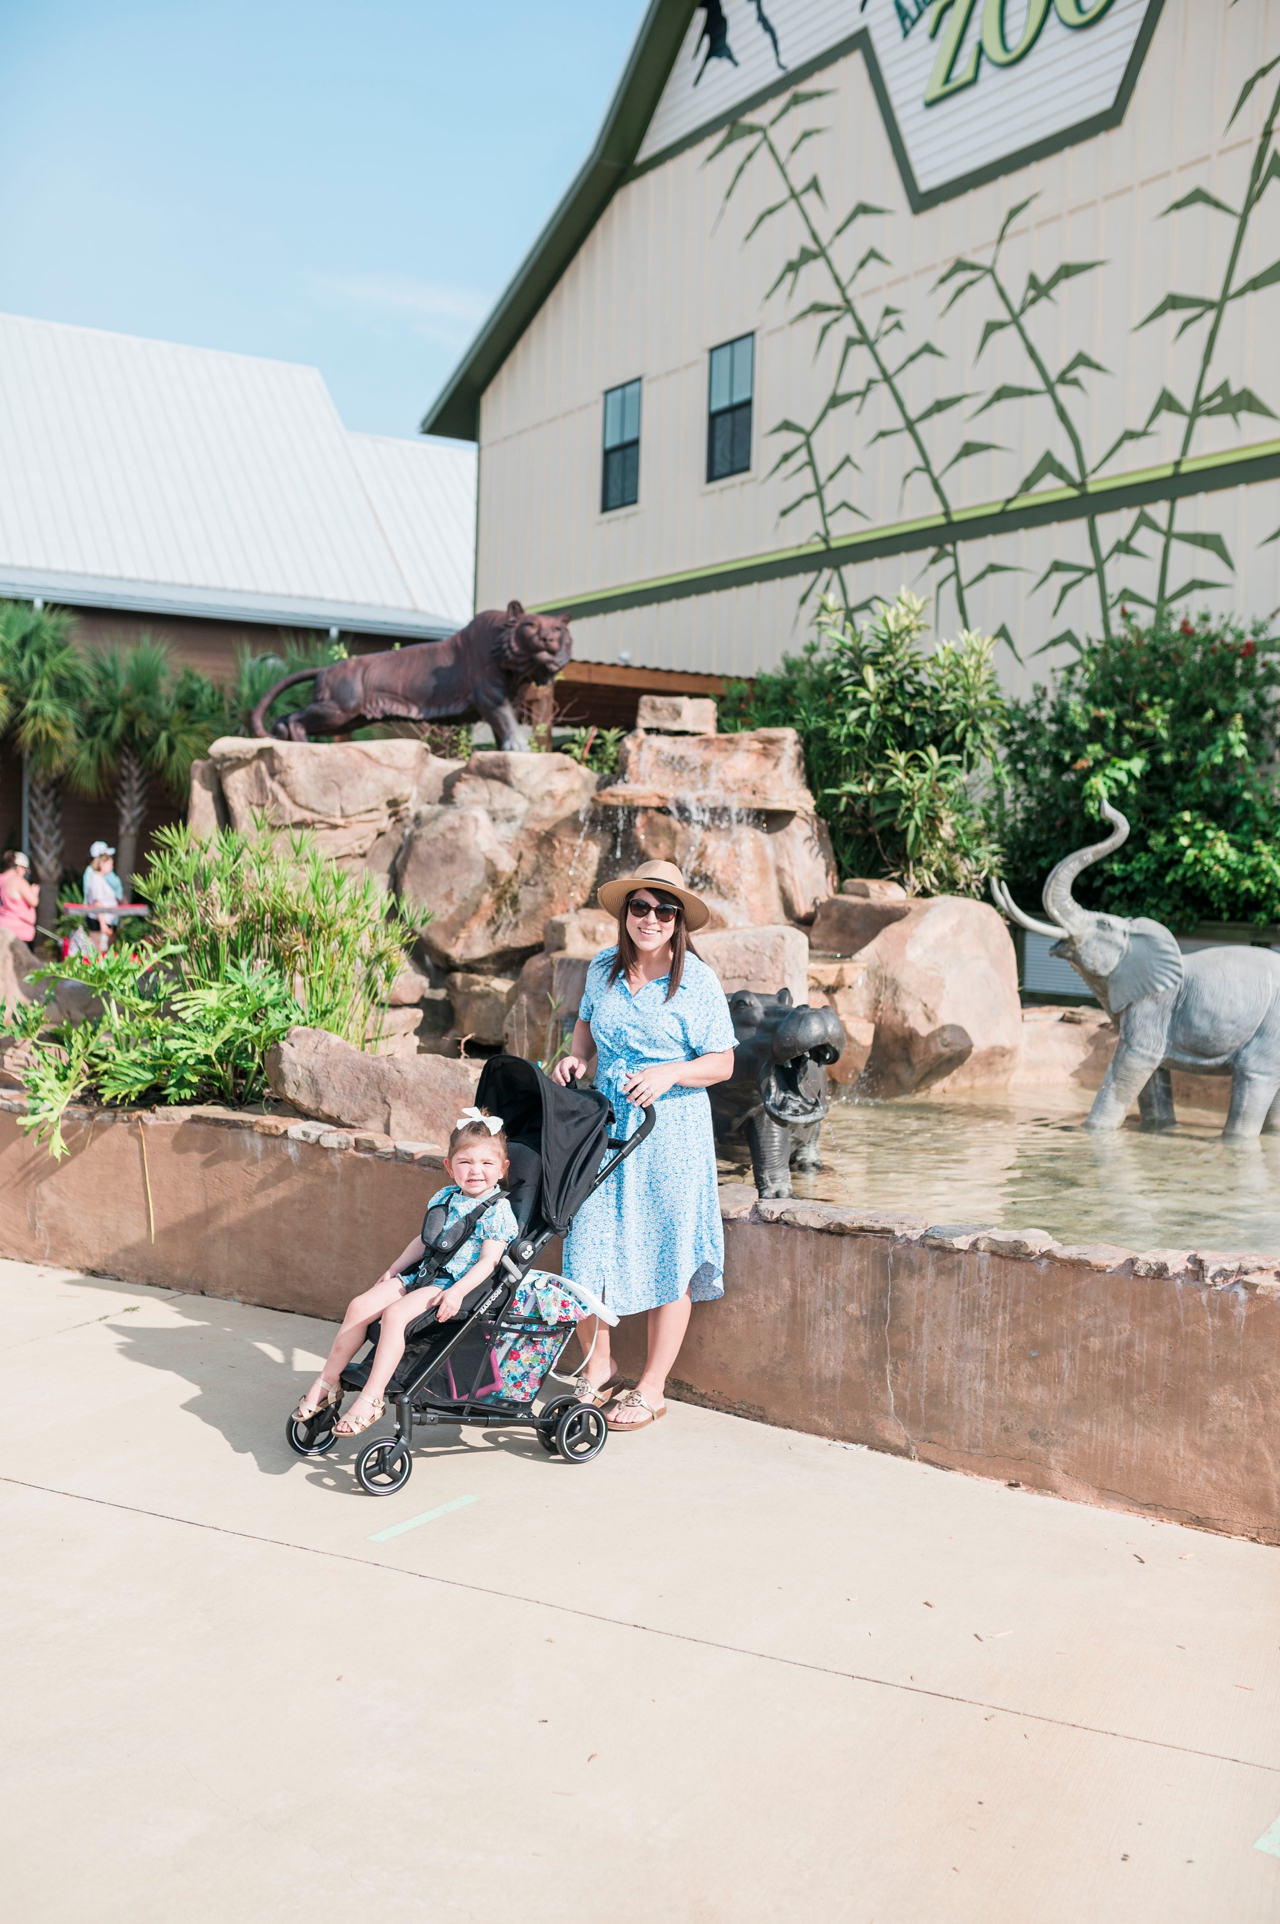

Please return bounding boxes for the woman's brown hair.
[608,888,698,1001]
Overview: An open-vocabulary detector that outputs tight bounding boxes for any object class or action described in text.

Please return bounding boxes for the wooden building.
[425,0,1280,701]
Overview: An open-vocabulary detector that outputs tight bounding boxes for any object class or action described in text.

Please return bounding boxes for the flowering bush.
[997,614,1280,927]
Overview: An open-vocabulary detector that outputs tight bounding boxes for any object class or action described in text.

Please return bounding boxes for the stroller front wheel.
[355,1436,413,1496]
[285,1410,339,1457]
[554,1402,608,1464]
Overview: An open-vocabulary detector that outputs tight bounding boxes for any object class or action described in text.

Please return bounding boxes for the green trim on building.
[420,0,1166,440]
[528,435,1280,620]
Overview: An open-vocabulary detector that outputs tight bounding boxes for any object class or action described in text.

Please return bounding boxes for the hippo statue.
[709,989,846,1199]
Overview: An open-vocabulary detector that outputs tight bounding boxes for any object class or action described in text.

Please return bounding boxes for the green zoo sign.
[925,0,1116,105]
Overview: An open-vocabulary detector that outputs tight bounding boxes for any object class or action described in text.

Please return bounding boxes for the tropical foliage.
[722,590,1006,894]
[4,822,429,1155]
[70,639,226,888]
[998,614,1280,930]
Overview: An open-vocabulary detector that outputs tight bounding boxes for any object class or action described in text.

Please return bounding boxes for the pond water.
[717,1089,1280,1256]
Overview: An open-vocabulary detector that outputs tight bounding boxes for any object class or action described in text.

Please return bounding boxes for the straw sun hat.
[596,859,711,933]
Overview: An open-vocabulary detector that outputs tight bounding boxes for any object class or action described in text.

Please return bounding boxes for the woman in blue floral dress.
[552,860,736,1432]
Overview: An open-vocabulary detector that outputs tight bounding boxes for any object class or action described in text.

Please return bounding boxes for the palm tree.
[71,640,227,890]
[0,603,87,932]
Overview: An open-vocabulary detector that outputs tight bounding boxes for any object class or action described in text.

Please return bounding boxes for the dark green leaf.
[1056,351,1109,388]
[1160,187,1240,219]
[1165,577,1231,605]
[1022,261,1104,311]
[1011,449,1078,497]
[743,199,792,242]
[1227,52,1280,130]
[992,621,1023,663]
[940,440,1006,476]
[769,89,834,125]
[996,196,1036,249]
[933,257,987,289]
[1171,529,1235,571]
[1030,628,1083,656]
[1090,427,1152,475]
[971,384,1041,417]
[1136,292,1215,331]
[963,563,1028,589]
[1198,379,1277,423]
[830,201,890,241]
[911,393,974,426]
[1229,260,1280,301]
[977,317,1012,359]
[1145,386,1189,427]
[706,120,762,161]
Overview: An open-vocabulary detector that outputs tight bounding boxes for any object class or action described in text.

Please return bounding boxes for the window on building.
[602,378,642,511]
[707,334,754,482]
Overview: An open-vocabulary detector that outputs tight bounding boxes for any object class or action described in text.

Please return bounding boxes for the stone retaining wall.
[2,1100,1276,1542]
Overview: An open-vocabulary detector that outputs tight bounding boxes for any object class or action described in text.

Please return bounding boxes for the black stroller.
[285,1055,654,1494]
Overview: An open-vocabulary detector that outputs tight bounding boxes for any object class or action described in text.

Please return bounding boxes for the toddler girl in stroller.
[292,1109,521,1439]
[285,1055,654,1493]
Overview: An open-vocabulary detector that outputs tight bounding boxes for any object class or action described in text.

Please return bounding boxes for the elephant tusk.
[990,877,1067,940]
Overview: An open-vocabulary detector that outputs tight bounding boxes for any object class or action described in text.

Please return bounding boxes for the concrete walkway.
[2,1258,1278,1923]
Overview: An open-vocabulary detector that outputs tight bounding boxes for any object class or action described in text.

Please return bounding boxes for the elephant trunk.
[1042,799,1130,933]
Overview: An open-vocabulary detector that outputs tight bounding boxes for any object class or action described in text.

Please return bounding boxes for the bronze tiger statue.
[250,601,572,751]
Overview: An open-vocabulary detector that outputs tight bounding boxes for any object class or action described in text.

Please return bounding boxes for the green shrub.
[563,725,624,777]
[722,591,1006,893]
[5,821,429,1155]
[998,614,1280,927]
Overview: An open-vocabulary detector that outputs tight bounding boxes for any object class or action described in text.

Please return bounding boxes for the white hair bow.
[455,1107,504,1134]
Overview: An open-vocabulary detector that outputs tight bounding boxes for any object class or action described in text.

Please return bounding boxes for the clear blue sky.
[0,0,650,440]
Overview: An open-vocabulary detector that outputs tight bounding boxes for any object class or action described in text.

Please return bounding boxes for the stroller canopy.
[475,1055,614,1236]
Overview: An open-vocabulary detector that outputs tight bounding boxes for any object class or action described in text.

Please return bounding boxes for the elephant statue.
[993,800,1280,1138]
[708,989,846,1196]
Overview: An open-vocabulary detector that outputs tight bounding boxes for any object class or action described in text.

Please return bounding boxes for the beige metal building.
[426,0,1280,701]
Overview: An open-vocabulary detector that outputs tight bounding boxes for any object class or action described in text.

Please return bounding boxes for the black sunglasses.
[627,894,680,923]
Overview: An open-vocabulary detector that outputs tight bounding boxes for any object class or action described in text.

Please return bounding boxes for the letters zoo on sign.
[637,0,1163,209]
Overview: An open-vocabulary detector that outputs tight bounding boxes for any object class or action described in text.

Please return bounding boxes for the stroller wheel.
[355,1435,413,1496]
[554,1402,608,1464]
[537,1396,577,1452]
[285,1410,339,1457]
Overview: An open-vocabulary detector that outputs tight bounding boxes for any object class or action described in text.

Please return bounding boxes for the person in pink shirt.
[0,852,38,948]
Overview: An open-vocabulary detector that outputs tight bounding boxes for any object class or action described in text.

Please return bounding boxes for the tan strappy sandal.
[335,1395,385,1438]
[569,1371,621,1408]
[605,1387,666,1431]
[293,1380,341,1423]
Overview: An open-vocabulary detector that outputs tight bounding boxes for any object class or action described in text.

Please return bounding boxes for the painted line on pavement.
[4,1475,1277,1779]
[1255,1814,1280,1856]
[369,1496,479,1542]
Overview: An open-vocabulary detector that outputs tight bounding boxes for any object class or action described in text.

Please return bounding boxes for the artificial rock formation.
[807,896,1022,1097]
[192,737,461,885]
[594,727,836,929]
[396,752,604,975]
[265,1026,480,1144]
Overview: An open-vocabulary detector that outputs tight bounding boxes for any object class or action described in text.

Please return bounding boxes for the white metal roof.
[0,311,476,637]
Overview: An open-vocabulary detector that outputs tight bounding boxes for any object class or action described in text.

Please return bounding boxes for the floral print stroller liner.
[484,1271,584,1404]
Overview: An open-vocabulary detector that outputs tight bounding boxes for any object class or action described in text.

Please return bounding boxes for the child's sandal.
[335,1395,385,1438]
[293,1380,341,1422]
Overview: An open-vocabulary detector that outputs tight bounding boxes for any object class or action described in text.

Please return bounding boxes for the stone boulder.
[503,953,593,1064]
[265,1027,480,1143]
[446,973,517,1049]
[396,752,605,974]
[696,927,810,1005]
[635,695,717,734]
[197,737,461,883]
[597,726,813,812]
[388,964,435,1005]
[809,894,911,956]
[1011,1007,1116,1091]
[841,877,907,901]
[367,1006,425,1058]
[848,897,1022,1096]
[805,956,875,1085]
[593,727,835,930]
[544,909,615,957]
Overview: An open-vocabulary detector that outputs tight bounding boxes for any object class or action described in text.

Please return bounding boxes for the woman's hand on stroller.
[552,1053,588,1087]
